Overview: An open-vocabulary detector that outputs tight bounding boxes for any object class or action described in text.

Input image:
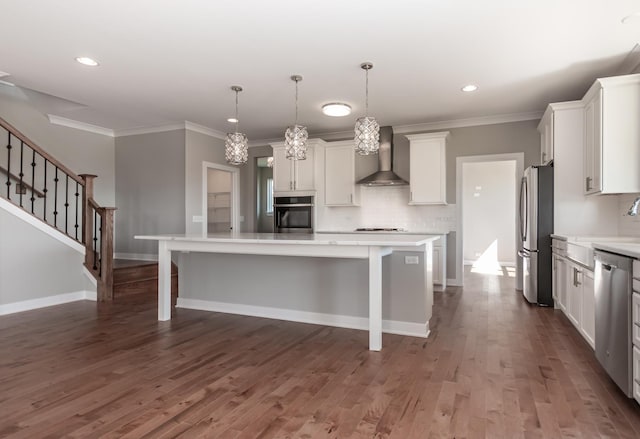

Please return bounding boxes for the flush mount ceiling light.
[322,102,352,117]
[461,84,478,92]
[75,57,99,66]
[227,117,239,123]
[284,75,308,161]
[224,85,249,165]
[354,62,380,155]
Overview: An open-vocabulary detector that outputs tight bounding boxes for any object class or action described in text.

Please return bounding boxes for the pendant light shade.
[285,75,308,160]
[225,86,248,165]
[354,62,380,155]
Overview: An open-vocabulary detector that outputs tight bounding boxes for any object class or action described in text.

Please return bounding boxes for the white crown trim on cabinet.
[177,298,430,338]
[393,111,544,133]
[47,114,116,137]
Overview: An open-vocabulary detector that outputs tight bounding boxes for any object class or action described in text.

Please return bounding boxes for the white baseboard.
[0,290,95,316]
[114,252,158,261]
[447,278,462,287]
[176,298,430,338]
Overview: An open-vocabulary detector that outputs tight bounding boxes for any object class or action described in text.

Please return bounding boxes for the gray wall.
[240,145,272,232]
[256,166,274,232]
[394,120,540,279]
[115,130,186,255]
[0,93,115,206]
[0,207,90,305]
[185,130,226,234]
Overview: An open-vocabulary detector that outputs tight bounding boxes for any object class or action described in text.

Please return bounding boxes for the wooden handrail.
[0,116,84,185]
[0,165,45,198]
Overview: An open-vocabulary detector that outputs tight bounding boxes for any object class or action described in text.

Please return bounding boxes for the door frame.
[456,153,524,288]
[202,161,240,234]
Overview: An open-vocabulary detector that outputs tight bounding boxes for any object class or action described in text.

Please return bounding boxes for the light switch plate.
[192,215,203,223]
[405,256,419,265]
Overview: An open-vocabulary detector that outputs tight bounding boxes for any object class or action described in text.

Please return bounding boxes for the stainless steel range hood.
[356,126,408,186]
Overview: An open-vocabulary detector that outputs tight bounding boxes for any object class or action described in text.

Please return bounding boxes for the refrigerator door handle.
[519,176,528,242]
[518,249,529,258]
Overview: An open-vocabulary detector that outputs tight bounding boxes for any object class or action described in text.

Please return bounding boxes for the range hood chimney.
[356,126,408,186]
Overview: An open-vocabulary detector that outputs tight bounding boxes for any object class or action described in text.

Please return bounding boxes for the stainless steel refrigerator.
[518,165,554,306]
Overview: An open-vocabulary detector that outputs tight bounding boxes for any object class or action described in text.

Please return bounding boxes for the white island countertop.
[135,232,439,247]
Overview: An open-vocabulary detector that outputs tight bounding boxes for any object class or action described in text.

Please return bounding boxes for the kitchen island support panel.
[139,233,436,351]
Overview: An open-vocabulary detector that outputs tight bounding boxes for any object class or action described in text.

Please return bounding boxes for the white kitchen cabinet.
[582,74,640,194]
[271,140,321,195]
[538,106,554,165]
[553,254,567,312]
[580,269,595,349]
[405,132,449,205]
[324,140,359,206]
[432,235,447,291]
[566,262,582,329]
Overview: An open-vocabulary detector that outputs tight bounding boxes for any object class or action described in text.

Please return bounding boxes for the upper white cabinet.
[405,131,450,205]
[271,140,322,195]
[538,107,554,164]
[324,140,360,206]
[583,74,640,194]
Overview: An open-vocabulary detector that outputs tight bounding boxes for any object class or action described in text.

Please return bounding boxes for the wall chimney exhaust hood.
[356,126,408,186]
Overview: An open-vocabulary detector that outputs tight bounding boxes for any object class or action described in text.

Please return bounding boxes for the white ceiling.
[1,0,639,140]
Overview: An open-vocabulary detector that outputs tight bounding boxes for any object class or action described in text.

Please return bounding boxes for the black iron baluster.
[98,213,103,276]
[64,175,69,234]
[43,159,48,222]
[93,210,98,270]
[5,131,11,200]
[19,141,24,207]
[53,167,59,227]
[30,150,36,213]
[75,182,80,240]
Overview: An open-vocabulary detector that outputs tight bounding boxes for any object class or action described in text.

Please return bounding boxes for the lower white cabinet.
[432,235,446,291]
[553,254,567,312]
[555,255,595,350]
[634,346,640,403]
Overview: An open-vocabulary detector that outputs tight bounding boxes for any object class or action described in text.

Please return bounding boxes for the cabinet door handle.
[586,177,592,192]
[573,267,582,287]
[542,152,546,160]
[350,193,353,204]
[410,191,413,202]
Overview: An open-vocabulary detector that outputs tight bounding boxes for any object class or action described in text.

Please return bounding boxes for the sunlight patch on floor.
[469,240,516,277]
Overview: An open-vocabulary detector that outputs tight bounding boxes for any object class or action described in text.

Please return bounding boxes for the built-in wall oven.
[274,196,313,233]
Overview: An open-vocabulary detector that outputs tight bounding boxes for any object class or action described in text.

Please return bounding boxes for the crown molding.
[47,114,115,137]
[113,123,185,137]
[184,121,226,140]
[392,111,544,134]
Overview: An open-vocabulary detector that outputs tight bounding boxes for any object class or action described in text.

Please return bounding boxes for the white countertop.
[135,232,438,247]
[592,242,640,259]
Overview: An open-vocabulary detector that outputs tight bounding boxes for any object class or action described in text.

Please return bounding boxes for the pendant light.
[225,86,249,165]
[354,62,380,155]
[284,75,308,160]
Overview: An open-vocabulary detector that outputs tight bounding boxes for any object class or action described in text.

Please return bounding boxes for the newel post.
[99,207,117,301]
[79,174,97,269]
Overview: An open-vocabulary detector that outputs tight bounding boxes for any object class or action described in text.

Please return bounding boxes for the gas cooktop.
[355,228,405,232]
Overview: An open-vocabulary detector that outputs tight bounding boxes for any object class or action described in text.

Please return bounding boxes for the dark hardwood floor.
[1,267,640,438]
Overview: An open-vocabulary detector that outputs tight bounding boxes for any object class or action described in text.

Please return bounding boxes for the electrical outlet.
[405,256,419,265]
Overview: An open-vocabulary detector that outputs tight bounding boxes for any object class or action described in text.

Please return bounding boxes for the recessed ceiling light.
[227,118,239,123]
[75,57,99,67]
[622,12,640,24]
[461,84,478,92]
[322,102,352,117]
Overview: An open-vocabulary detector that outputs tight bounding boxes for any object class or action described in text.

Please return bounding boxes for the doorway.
[256,157,274,233]
[456,153,524,287]
[202,162,239,234]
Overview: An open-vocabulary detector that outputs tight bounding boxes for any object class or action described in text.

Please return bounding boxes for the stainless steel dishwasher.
[595,250,633,397]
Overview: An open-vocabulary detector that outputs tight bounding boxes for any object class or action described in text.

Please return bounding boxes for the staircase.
[113,259,178,302]
[0,116,117,301]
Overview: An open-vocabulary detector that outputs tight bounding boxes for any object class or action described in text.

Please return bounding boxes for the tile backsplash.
[619,193,640,237]
[316,185,456,233]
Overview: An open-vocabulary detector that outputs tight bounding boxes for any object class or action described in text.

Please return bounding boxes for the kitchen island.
[135,233,438,351]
